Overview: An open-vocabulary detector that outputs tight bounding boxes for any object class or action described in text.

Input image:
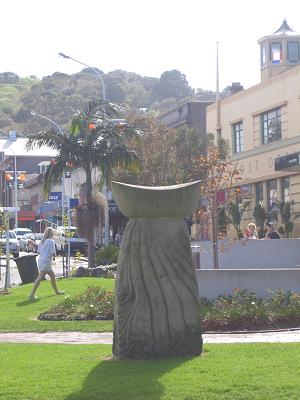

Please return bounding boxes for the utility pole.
[59,52,110,247]
[212,42,221,270]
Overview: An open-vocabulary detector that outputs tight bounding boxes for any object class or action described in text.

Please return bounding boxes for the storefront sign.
[108,199,118,213]
[275,152,300,171]
[48,192,62,201]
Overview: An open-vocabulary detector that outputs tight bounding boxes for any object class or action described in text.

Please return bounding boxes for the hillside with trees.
[0,69,219,136]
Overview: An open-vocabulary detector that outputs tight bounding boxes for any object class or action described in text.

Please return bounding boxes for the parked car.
[19,232,34,252]
[13,228,32,241]
[26,233,44,253]
[54,226,88,256]
[0,231,20,258]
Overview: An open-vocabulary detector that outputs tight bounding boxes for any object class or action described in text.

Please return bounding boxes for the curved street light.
[30,111,71,275]
[30,110,64,135]
[59,52,110,246]
[59,52,106,100]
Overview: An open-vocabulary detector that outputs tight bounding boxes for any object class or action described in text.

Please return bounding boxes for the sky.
[1,0,300,91]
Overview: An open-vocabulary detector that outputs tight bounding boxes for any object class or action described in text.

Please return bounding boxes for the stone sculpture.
[111,180,202,359]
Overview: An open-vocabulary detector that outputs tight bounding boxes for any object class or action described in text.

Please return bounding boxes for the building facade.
[159,101,212,133]
[206,20,300,237]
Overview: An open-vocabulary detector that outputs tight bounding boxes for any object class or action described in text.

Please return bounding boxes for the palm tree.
[26,99,141,268]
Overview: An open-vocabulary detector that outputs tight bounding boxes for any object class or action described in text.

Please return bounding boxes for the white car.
[54,226,88,256]
[0,230,20,258]
[13,228,32,241]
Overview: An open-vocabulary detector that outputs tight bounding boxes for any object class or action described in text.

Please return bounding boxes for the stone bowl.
[111,180,201,218]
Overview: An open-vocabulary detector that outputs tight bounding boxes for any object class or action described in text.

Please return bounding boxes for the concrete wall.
[196,269,300,299]
[192,239,300,269]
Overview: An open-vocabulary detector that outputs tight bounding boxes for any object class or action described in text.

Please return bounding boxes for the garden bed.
[38,286,114,321]
[37,286,300,332]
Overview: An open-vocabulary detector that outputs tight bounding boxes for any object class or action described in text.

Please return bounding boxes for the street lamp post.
[59,52,106,100]
[30,110,66,224]
[30,111,71,274]
[7,135,18,228]
[59,52,110,247]
[12,150,18,229]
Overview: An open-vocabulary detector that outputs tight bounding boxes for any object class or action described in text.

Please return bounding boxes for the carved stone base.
[113,217,202,359]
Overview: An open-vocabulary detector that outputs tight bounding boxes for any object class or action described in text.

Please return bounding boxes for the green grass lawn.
[0,277,115,332]
[1,343,300,400]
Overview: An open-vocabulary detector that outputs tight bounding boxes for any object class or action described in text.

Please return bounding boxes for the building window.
[287,41,299,63]
[255,182,263,206]
[232,121,244,153]
[281,177,290,202]
[268,179,278,209]
[261,44,266,66]
[270,42,282,64]
[267,179,278,220]
[262,107,281,144]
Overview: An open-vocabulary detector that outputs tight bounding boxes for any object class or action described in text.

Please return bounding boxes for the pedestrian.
[244,222,258,239]
[29,227,64,301]
[114,231,122,246]
[265,222,281,239]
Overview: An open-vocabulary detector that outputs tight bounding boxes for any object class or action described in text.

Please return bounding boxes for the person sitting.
[244,223,258,240]
[265,222,281,239]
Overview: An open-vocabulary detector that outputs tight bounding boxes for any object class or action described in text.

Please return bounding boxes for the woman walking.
[29,227,64,300]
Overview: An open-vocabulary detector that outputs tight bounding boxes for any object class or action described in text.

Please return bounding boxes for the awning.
[18,211,36,221]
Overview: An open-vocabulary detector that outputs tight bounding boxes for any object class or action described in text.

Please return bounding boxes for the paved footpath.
[1,330,300,345]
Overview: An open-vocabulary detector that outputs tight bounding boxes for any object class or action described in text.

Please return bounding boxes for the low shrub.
[38,286,114,321]
[201,288,300,331]
[72,264,117,279]
[38,286,300,331]
[95,244,119,265]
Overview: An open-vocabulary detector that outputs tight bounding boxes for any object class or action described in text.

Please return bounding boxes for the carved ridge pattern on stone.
[112,217,202,359]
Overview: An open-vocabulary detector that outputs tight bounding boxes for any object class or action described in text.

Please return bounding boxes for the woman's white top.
[37,239,56,271]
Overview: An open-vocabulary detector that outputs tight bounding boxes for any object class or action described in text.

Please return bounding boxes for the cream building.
[206,20,300,237]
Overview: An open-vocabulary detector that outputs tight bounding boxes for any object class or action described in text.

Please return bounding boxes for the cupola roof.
[272,19,298,35]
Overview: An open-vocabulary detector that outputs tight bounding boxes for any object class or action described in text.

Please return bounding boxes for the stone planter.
[111,180,202,359]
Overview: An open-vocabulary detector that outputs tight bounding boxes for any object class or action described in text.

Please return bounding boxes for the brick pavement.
[1,330,300,345]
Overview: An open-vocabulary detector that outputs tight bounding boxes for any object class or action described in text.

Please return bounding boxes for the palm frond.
[25,129,65,151]
[42,161,64,195]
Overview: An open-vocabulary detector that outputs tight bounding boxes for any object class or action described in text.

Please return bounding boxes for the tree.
[191,144,241,268]
[227,200,250,239]
[114,116,213,187]
[114,115,179,186]
[151,70,191,102]
[26,99,141,268]
[253,203,267,238]
[277,200,295,237]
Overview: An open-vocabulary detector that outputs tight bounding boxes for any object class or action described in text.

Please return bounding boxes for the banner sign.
[108,199,118,213]
[70,198,79,209]
[48,192,62,201]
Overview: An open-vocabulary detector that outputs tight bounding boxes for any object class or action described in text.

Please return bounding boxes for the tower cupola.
[258,19,300,82]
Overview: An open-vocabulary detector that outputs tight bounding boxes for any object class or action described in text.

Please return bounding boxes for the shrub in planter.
[73,266,90,277]
[95,244,119,265]
[38,286,114,321]
[200,288,300,331]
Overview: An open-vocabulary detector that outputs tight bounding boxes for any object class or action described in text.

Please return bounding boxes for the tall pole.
[4,224,10,290]
[30,111,70,271]
[13,153,18,229]
[59,52,110,247]
[7,141,18,229]
[59,53,106,100]
[216,42,222,149]
[212,42,221,270]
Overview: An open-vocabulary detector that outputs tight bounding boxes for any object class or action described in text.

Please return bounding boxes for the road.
[0,252,88,289]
